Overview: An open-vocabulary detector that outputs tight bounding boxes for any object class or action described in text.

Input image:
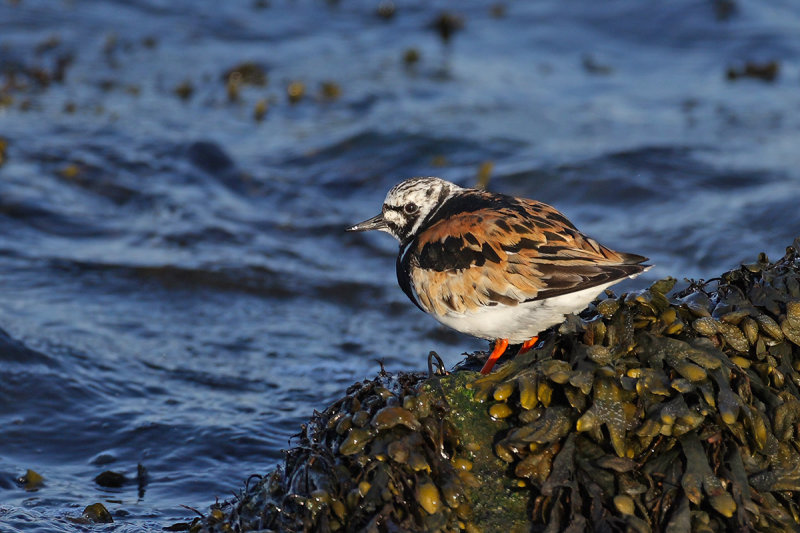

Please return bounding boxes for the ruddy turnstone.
[347,177,651,374]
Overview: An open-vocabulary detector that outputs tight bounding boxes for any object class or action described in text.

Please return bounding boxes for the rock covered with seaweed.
[192,239,800,532]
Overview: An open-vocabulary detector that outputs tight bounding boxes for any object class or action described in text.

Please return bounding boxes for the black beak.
[346,213,387,232]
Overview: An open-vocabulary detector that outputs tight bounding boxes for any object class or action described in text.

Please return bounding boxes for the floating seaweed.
[403,48,421,66]
[193,238,800,532]
[174,80,195,101]
[94,470,127,488]
[376,1,396,21]
[726,61,779,82]
[222,62,269,87]
[18,468,44,491]
[320,82,342,101]
[80,503,114,524]
[254,99,269,122]
[287,81,306,104]
[429,12,464,45]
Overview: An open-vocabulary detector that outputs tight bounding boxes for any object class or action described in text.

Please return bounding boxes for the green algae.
[436,371,530,531]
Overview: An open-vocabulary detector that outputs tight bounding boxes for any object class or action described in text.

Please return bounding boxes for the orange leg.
[517,336,540,355]
[480,338,509,375]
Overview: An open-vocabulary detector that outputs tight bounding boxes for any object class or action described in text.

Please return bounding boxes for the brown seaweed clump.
[195,367,494,532]
[192,238,800,532]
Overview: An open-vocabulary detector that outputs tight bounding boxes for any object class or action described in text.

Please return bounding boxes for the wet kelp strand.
[194,239,800,532]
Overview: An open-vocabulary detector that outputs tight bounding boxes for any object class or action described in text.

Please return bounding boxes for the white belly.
[430,282,619,344]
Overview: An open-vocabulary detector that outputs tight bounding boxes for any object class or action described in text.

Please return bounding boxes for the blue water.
[1,0,799,530]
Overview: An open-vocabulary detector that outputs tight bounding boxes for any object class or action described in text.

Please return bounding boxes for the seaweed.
[193,238,800,532]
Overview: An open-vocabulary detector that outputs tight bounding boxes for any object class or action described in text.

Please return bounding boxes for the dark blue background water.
[1,1,799,530]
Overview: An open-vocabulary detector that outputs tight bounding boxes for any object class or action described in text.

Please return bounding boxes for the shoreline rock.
[193,238,800,532]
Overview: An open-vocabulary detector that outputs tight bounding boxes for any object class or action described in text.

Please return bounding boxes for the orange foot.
[479,336,540,375]
[480,338,509,375]
[518,336,539,355]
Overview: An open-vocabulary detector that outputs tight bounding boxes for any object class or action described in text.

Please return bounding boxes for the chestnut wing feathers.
[400,196,648,316]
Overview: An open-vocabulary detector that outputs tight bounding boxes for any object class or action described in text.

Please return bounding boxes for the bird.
[347,177,651,374]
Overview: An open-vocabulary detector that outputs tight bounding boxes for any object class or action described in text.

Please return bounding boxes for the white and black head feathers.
[347,177,459,243]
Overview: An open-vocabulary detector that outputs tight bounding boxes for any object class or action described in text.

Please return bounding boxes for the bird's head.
[347,177,459,243]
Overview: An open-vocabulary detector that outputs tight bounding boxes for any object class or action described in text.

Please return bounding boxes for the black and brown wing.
[397,194,649,317]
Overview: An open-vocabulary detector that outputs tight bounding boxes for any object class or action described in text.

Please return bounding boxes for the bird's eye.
[404,202,418,214]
